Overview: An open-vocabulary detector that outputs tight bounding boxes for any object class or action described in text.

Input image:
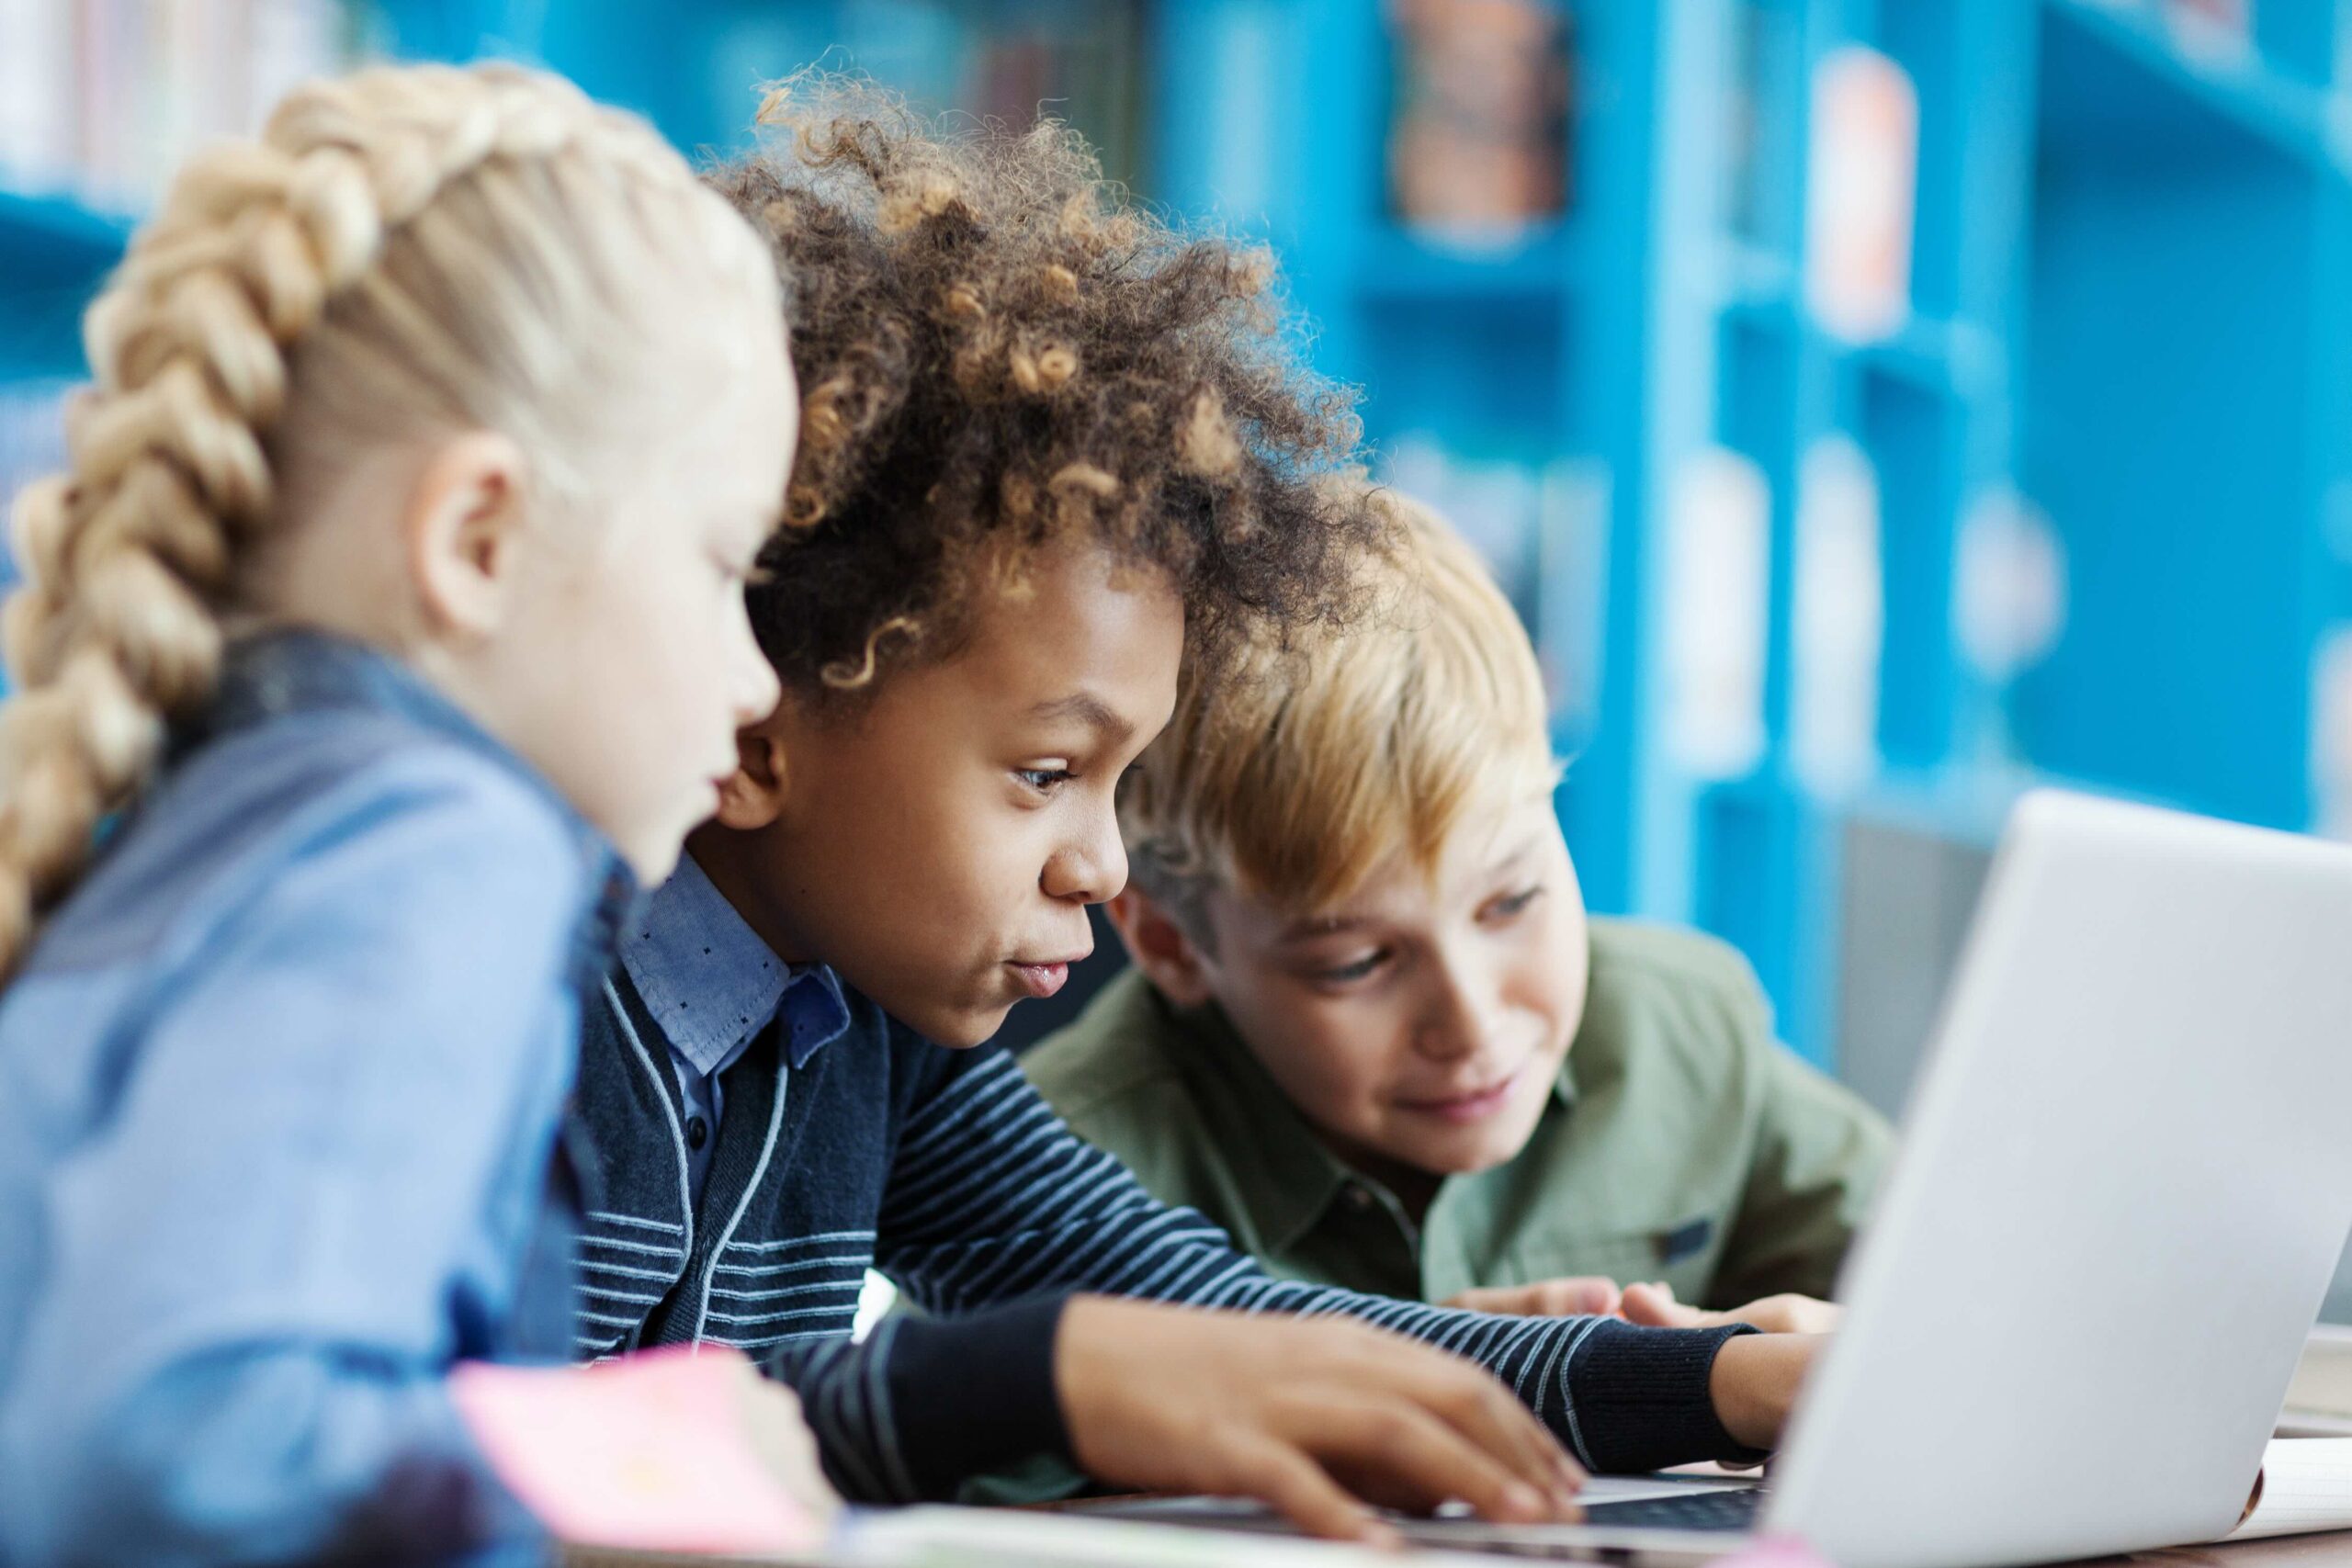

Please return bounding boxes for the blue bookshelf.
[10,0,2352,1077]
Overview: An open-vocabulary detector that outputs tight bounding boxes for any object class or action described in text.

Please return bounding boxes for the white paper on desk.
[2222,1438,2352,1541]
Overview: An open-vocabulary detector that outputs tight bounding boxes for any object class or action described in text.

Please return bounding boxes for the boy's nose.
[1415,964,1500,1062]
[1043,829,1128,906]
[1414,1019,1484,1063]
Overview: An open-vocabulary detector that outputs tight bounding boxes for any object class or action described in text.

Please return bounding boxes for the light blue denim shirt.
[0,629,632,1567]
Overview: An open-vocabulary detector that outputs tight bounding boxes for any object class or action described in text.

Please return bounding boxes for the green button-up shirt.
[1021,919,1893,1309]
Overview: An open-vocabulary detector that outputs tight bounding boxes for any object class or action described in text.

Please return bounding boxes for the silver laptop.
[1089,790,2352,1568]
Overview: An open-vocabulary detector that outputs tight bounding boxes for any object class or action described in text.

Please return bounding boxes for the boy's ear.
[713,708,791,831]
[1106,887,1215,1009]
[406,431,528,637]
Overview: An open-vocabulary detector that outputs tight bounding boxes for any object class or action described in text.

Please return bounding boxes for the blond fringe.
[1121,489,1560,930]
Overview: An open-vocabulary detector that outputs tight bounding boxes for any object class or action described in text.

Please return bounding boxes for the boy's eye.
[1313,950,1390,986]
[1015,767,1077,794]
[1482,886,1544,922]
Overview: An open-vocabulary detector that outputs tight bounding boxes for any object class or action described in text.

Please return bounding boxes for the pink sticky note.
[450,1347,820,1556]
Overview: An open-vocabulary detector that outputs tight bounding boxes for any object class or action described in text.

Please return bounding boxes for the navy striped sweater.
[572,962,1757,1500]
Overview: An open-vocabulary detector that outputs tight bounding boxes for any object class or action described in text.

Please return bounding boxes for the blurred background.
[5,0,2351,1291]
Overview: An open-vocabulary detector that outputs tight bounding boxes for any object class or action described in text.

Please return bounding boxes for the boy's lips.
[1006,953,1088,999]
[1394,1066,1526,1125]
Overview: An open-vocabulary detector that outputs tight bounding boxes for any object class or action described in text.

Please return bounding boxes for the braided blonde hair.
[0,62,780,975]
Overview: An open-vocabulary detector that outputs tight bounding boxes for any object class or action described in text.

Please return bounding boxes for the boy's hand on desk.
[1706,1333,1822,1450]
[1443,1277,1624,1318]
[1054,1296,1584,1546]
[1621,1281,1841,1336]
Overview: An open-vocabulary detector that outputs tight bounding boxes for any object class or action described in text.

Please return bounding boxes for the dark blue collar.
[195,627,638,988]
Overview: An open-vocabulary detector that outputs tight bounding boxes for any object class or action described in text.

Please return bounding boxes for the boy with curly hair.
[568,83,1817,1540]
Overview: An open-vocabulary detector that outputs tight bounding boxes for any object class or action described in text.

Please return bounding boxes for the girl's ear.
[1106,886,1215,1009]
[713,708,790,830]
[405,431,530,637]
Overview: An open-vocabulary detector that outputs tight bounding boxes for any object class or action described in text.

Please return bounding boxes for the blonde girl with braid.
[0,62,834,1563]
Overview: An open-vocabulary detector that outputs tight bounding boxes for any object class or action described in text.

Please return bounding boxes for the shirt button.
[685,1115,709,1152]
[1343,1183,1374,1212]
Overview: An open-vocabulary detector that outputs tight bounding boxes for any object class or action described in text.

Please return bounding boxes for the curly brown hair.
[705,75,1388,698]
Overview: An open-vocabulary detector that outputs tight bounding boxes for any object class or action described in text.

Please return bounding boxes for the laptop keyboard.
[1579,1484,1764,1532]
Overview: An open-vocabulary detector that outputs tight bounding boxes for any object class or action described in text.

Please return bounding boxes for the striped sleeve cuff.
[858,1294,1073,1500]
[1562,1319,1766,1473]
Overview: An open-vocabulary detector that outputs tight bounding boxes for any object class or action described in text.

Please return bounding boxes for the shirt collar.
[1170,989,1580,1257]
[622,852,849,1077]
[196,626,637,990]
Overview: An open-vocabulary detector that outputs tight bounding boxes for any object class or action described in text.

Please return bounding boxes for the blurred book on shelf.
[810,0,1148,195]
[2170,0,2251,24]
[1804,44,1917,344]
[2079,0,2259,66]
[1790,434,1884,798]
[0,0,351,214]
[1721,0,1802,258]
[2165,0,2254,63]
[1723,2,1771,247]
[958,1,1146,190]
[1383,434,1545,617]
[1385,0,1570,244]
[1377,434,1608,735]
[1664,445,1770,781]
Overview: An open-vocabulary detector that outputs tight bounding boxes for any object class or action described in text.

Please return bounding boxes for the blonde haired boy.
[1023,492,1891,1323]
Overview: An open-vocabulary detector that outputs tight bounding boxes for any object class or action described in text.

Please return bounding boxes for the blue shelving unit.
[11,0,2352,1077]
[0,191,131,376]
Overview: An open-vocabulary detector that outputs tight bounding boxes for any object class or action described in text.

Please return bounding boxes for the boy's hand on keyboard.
[1442,1277,1623,1318]
[1055,1296,1584,1545]
[1621,1281,1841,1336]
[1706,1333,1822,1450]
